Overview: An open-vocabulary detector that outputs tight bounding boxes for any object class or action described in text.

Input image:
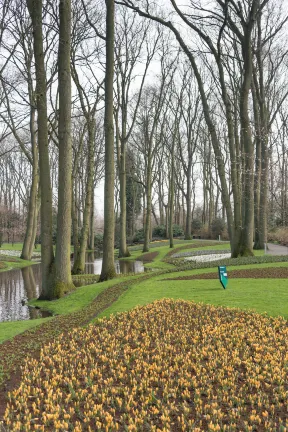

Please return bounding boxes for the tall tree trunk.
[252,82,261,249]
[100,0,116,281]
[72,186,79,263]
[169,150,175,249]
[158,174,164,225]
[21,108,38,260]
[53,0,74,296]
[119,139,130,257]
[253,13,268,250]
[27,0,54,299]
[72,121,95,274]
[239,30,255,257]
[143,163,152,252]
[28,191,40,259]
[185,169,192,239]
[88,189,94,250]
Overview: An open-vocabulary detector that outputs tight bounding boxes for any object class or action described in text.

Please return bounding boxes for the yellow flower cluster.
[3,299,288,431]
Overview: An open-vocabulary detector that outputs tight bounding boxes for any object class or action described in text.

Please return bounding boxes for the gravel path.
[266,243,288,256]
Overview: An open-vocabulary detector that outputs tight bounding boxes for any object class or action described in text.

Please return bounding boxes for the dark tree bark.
[27,0,55,299]
[100,0,116,281]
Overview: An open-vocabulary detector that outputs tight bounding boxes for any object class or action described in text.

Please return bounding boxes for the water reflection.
[84,251,146,274]
[0,265,44,322]
[0,253,146,322]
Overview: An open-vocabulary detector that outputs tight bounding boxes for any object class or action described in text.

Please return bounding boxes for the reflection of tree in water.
[0,265,43,322]
[0,268,30,321]
[83,253,146,276]
[0,259,146,322]
[86,252,95,275]
[21,265,41,299]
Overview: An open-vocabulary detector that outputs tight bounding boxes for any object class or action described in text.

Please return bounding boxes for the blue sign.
[218,266,228,289]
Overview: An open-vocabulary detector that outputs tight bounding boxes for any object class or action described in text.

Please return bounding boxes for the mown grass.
[98,261,288,320]
[0,242,285,345]
[0,243,40,252]
[0,319,51,344]
[119,241,199,270]
[29,274,139,316]
[0,256,34,273]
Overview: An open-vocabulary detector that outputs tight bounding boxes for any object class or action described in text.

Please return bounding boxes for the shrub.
[268,227,288,245]
[152,225,167,238]
[211,218,226,239]
[200,223,209,239]
[152,224,184,238]
[191,218,202,232]
[133,228,145,242]
[173,224,184,237]
[94,233,104,250]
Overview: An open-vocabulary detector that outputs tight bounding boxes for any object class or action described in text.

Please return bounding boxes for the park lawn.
[0,318,51,344]
[98,262,288,320]
[0,244,75,253]
[0,256,34,273]
[0,243,24,251]
[119,242,197,270]
[0,243,41,252]
[0,273,158,344]
[29,273,144,316]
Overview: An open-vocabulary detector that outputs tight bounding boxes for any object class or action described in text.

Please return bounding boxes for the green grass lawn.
[98,262,288,320]
[0,318,51,344]
[0,241,284,345]
[0,243,41,252]
[29,274,141,315]
[0,256,35,273]
[119,241,198,270]
[0,273,154,343]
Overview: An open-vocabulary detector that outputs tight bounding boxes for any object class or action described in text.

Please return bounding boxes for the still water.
[0,253,146,322]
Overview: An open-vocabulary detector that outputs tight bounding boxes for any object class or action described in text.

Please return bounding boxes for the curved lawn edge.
[0,256,36,273]
[1,249,288,420]
[0,270,164,419]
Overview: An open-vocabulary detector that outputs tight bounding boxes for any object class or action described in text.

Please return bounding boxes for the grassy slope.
[0,239,284,344]
[98,261,288,320]
[0,243,41,252]
[0,319,51,344]
[0,256,35,273]
[0,273,156,344]
[29,275,139,315]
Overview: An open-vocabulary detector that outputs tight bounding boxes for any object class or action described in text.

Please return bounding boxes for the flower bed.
[172,249,231,258]
[185,253,231,263]
[3,299,288,431]
[0,250,41,259]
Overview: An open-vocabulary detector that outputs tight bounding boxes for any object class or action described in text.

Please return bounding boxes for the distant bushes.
[152,224,184,238]
[211,218,226,239]
[268,227,288,245]
[133,228,145,243]
[94,233,104,250]
[191,218,202,233]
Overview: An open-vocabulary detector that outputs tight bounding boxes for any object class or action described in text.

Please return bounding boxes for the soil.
[162,266,288,280]
[165,242,225,258]
[136,251,159,263]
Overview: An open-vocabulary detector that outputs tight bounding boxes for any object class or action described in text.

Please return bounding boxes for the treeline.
[0,0,288,298]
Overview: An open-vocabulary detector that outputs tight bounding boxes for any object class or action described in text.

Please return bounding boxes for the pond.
[0,253,146,323]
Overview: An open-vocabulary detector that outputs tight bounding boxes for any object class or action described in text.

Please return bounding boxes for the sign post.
[218,265,228,289]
